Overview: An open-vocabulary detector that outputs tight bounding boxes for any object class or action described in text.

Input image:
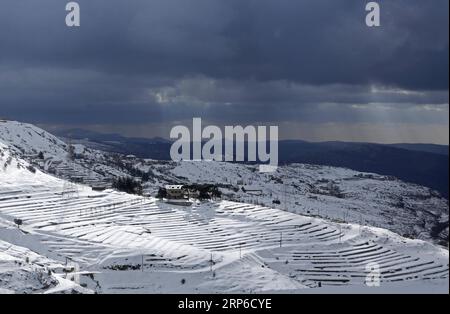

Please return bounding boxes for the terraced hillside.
[0,143,448,293]
[1,120,448,247]
[163,161,449,245]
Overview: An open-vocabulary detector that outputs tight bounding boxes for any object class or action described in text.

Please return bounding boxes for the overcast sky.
[0,0,448,144]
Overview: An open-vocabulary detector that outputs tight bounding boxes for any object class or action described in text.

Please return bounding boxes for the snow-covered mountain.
[0,120,448,293]
[1,120,448,246]
[0,120,137,187]
[0,120,68,158]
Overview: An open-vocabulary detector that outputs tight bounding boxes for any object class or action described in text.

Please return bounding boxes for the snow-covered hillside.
[1,120,447,246]
[0,120,69,158]
[1,120,449,293]
[138,161,448,246]
[0,120,135,187]
[0,137,448,293]
[0,237,92,294]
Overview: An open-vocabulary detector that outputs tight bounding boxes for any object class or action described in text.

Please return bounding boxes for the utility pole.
[344,209,349,223]
[210,253,213,273]
[359,214,363,235]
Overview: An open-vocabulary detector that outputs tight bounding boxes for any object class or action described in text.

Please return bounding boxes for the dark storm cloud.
[0,0,448,142]
[1,0,448,88]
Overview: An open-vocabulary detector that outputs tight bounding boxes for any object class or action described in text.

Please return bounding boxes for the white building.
[165,185,186,199]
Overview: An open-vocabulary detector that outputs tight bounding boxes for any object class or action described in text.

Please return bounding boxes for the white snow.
[0,121,448,294]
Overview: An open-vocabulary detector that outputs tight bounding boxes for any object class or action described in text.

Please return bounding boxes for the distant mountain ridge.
[388,143,448,156]
[56,128,172,160]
